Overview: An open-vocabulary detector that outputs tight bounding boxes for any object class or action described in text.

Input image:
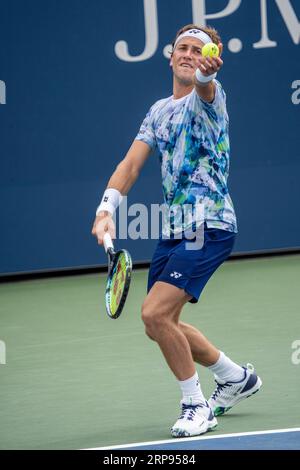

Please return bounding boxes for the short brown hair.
[171,24,221,53]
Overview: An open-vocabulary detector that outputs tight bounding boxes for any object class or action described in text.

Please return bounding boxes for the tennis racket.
[103,232,132,319]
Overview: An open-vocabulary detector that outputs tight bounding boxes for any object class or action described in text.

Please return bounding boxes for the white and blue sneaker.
[208,363,262,417]
[171,400,218,438]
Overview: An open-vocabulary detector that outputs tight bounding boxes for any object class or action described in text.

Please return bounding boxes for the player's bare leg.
[178,322,219,366]
[141,281,218,437]
[141,281,217,380]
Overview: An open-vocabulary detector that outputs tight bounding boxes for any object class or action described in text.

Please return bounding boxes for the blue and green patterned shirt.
[135,80,237,234]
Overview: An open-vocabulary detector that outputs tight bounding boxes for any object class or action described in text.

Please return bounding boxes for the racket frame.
[105,246,132,319]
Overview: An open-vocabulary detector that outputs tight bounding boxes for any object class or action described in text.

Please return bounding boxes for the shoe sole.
[171,417,218,438]
[213,377,262,417]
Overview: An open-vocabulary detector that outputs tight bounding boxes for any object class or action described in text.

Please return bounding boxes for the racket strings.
[109,254,128,316]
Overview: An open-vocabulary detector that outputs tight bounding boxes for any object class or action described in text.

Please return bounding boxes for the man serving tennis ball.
[92,24,262,437]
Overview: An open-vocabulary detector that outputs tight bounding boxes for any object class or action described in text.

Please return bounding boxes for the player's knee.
[141,302,165,339]
[141,302,155,330]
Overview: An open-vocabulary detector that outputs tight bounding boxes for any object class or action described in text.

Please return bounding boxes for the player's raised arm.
[91,140,152,245]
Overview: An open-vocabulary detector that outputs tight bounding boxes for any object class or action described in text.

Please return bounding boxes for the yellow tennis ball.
[202,43,219,58]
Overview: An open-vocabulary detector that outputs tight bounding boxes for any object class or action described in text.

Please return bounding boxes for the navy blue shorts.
[147,225,236,303]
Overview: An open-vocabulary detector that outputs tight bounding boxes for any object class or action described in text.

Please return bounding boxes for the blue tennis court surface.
[90,428,300,451]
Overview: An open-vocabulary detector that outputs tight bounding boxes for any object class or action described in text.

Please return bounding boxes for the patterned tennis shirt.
[135,80,237,235]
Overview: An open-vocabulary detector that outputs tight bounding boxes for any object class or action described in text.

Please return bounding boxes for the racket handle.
[103,232,114,253]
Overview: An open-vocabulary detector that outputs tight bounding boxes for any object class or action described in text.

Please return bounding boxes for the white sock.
[178,371,206,405]
[208,351,245,382]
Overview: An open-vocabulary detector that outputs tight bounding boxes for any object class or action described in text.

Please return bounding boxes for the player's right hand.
[91,212,116,246]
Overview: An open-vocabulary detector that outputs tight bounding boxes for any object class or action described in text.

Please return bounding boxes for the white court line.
[84,427,300,450]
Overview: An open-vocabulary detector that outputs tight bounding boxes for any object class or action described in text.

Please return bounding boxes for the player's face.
[170,37,203,86]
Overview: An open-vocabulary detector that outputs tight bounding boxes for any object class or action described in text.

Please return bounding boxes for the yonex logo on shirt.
[170,271,182,279]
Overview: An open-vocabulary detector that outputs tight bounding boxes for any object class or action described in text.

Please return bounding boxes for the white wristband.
[195,68,217,84]
[96,188,123,216]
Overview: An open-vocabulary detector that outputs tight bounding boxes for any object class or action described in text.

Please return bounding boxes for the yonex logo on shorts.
[170,271,182,279]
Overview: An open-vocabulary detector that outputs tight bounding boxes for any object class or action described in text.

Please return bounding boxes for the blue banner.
[0,0,299,274]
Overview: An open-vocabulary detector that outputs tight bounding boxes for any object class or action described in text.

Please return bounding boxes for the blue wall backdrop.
[0,0,299,274]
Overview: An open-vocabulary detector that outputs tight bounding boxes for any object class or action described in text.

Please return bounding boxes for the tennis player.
[92,24,262,437]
